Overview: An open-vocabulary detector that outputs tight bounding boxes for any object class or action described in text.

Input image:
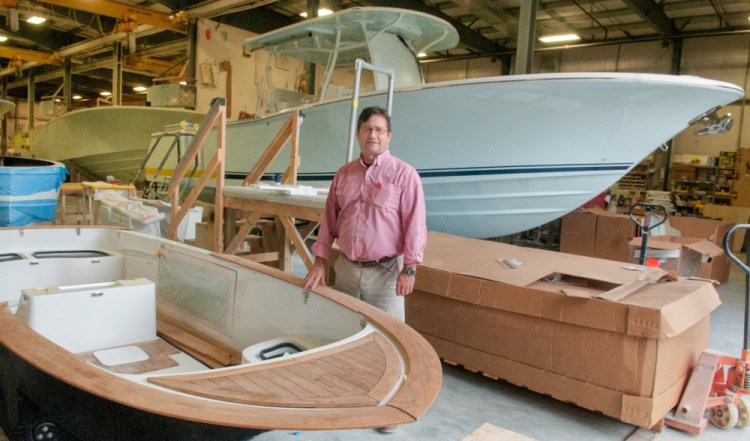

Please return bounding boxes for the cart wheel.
[710,398,740,429]
[736,395,750,429]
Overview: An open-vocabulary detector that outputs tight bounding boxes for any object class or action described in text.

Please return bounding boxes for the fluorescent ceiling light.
[72,95,82,100]
[27,16,46,25]
[417,52,427,58]
[0,36,7,42]
[100,91,112,97]
[300,8,333,18]
[133,86,148,92]
[538,33,581,44]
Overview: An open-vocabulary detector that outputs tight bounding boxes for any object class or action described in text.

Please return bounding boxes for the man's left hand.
[396,272,415,296]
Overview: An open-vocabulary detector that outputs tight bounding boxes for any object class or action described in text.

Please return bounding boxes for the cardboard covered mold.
[627,235,723,279]
[406,232,720,428]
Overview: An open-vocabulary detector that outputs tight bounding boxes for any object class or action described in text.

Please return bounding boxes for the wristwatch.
[404,267,416,277]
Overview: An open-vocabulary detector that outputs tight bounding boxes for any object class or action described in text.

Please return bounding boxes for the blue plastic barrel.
[0,156,67,226]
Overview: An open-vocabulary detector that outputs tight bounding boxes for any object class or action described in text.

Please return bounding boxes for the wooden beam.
[224,211,262,255]
[278,215,313,270]
[243,112,297,185]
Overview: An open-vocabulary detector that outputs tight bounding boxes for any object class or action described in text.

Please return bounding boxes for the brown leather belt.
[345,255,397,267]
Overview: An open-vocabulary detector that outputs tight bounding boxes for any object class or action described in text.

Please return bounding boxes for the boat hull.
[209,73,744,238]
[28,106,204,182]
[1,353,264,440]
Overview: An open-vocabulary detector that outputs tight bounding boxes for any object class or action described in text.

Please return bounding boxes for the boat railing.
[166,98,227,248]
[346,59,395,163]
[132,123,199,200]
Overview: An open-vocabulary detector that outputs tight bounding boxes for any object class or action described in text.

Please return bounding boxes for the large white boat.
[32,8,743,238]
[151,6,742,239]
[0,226,441,440]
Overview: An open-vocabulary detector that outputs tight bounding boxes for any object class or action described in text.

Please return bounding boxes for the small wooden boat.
[0,226,441,440]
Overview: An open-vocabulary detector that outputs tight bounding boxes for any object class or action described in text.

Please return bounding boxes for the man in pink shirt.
[303,106,427,324]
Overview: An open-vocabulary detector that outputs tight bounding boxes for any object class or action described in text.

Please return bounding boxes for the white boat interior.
[0,226,441,434]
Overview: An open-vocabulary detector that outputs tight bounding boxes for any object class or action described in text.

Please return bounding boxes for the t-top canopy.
[243,7,459,66]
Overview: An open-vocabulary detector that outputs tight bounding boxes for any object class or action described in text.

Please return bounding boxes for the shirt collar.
[359,149,391,168]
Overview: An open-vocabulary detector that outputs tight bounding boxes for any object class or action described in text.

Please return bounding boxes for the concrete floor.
[252,256,749,441]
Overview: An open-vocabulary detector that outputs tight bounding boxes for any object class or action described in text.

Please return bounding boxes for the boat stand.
[221,109,324,272]
[664,224,750,433]
[164,97,226,250]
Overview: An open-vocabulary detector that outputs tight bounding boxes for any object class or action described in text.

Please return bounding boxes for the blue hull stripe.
[224,163,632,182]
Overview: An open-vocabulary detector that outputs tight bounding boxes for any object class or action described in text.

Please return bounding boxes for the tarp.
[0,157,67,226]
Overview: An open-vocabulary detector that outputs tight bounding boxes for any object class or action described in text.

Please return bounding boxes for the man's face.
[357,114,391,159]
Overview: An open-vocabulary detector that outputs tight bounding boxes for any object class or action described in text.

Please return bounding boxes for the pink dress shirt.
[312,150,427,265]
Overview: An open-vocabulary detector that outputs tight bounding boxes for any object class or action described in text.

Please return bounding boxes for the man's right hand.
[302,258,327,290]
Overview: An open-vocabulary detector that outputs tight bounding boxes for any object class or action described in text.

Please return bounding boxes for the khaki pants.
[333,256,404,322]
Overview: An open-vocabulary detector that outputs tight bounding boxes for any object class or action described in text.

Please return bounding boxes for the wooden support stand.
[222,110,324,272]
[167,104,323,272]
[166,98,226,251]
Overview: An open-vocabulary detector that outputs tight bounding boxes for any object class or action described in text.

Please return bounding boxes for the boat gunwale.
[229,71,744,130]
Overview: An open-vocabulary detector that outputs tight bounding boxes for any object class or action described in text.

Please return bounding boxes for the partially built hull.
[28,106,203,182]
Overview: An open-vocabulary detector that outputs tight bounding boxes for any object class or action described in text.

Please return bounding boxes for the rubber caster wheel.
[736,395,750,429]
[710,397,739,429]
[23,416,63,441]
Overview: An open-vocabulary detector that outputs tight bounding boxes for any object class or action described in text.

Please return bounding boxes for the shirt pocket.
[372,183,399,209]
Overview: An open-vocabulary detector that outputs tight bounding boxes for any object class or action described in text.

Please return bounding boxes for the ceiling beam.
[37,0,187,34]
[356,0,505,54]
[124,54,184,76]
[0,46,61,65]
[621,0,677,36]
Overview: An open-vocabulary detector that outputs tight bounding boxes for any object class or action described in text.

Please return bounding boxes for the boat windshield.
[243,7,458,116]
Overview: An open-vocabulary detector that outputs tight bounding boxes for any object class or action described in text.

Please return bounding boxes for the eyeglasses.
[359,127,389,135]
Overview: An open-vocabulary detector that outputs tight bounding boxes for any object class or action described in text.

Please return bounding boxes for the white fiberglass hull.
[209,73,743,238]
[28,106,204,181]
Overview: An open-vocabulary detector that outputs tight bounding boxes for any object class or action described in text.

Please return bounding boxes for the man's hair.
[357,106,391,132]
